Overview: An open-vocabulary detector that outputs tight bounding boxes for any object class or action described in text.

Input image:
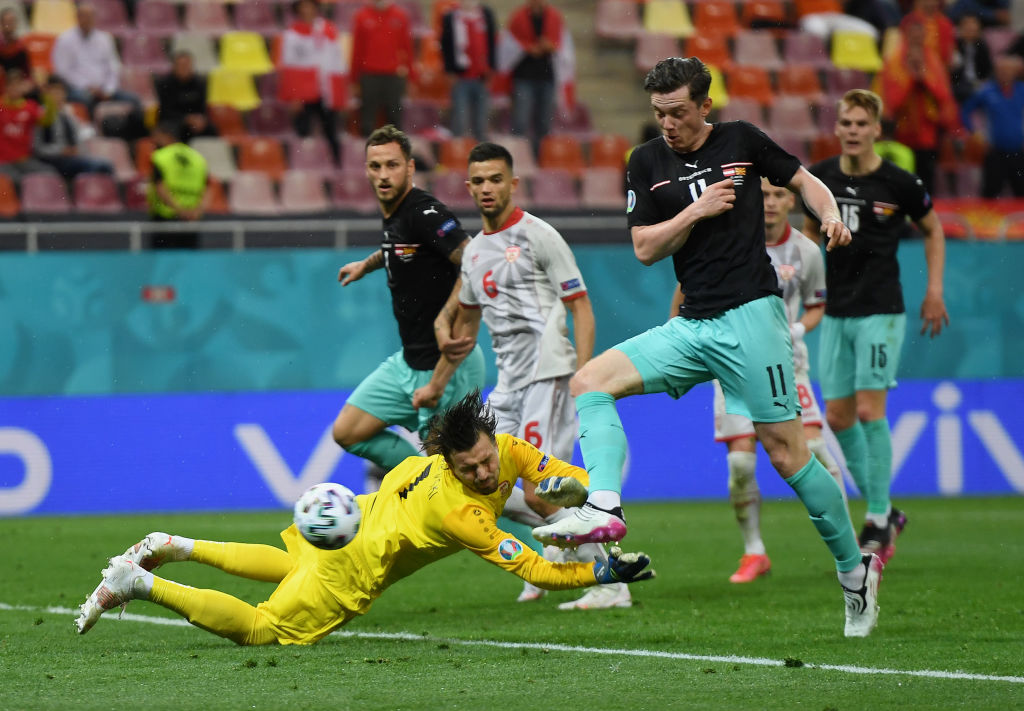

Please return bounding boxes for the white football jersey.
[766,224,826,371]
[460,208,587,392]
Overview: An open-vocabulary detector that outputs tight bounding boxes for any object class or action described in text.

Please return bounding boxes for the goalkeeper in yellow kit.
[74,391,654,645]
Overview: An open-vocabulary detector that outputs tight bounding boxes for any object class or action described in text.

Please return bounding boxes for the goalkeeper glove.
[593,546,655,584]
[536,476,588,508]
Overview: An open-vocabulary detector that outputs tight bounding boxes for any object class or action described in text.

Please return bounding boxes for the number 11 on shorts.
[766,363,787,397]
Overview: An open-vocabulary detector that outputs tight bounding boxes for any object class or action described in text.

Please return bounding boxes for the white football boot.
[842,553,883,637]
[123,532,191,571]
[532,503,627,548]
[75,556,147,634]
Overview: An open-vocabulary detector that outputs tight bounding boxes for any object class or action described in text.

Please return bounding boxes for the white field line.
[4,602,1023,685]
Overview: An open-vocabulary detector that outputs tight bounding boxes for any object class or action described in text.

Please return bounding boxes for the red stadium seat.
[742,0,791,29]
[122,177,148,211]
[91,0,131,37]
[280,170,329,213]
[595,0,642,43]
[203,177,230,215]
[229,171,280,215]
[692,0,740,40]
[528,169,579,210]
[0,174,20,217]
[809,134,840,163]
[795,0,842,17]
[725,66,775,106]
[21,172,72,213]
[83,136,137,182]
[823,68,871,102]
[538,135,585,177]
[733,30,783,71]
[135,1,181,37]
[289,137,338,178]
[588,133,630,170]
[719,97,764,125]
[428,171,475,211]
[23,33,56,74]
[330,169,378,214]
[438,136,476,172]
[634,32,680,74]
[245,102,291,138]
[684,34,732,72]
[234,1,280,35]
[120,34,171,73]
[236,136,287,180]
[72,173,122,213]
[208,104,248,139]
[768,97,818,141]
[777,65,825,103]
[783,32,832,69]
[184,1,232,35]
[581,168,624,210]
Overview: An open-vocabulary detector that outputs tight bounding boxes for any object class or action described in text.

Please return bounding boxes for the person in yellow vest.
[147,120,208,249]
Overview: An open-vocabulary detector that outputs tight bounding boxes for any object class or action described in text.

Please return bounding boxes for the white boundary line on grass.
[5,602,1023,685]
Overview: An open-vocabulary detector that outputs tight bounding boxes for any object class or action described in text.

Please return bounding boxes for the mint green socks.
[345,430,420,471]
[575,392,626,495]
[861,417,893,517]
[786,456,862,572]
[833,422,869,500]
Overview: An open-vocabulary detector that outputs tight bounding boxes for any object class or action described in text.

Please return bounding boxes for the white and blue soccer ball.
[293,482,361,550]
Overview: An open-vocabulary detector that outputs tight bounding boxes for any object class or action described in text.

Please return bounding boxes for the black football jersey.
[626,122,802,319]
[805,157,932,317]
[380,187,469,369]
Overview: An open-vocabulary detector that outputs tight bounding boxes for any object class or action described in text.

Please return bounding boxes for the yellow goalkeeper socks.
[190,541,295,583]
[149,577,277,645]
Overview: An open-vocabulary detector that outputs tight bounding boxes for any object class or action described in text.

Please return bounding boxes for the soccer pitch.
[2,497,1022,710]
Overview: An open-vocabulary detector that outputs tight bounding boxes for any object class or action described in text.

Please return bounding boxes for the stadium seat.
[83,136,137,182]
[280,170,330,213]
[816,101,837,134]
[245,101,290,138]
[767,97,818,141]
[733,30,783,71]
[725,65,774,106]
[529,169,579,210]
[581,168,624,210]
[551,102,594,141]
[588,133,630,170]
[208,68,262,111]
[22,33,56,74]
[289,137,337,178]
[809,134,840,163]
[171,33,219,74]
[719,97,764,125]
[408,66,452,107]
[30,0,75,36]
[794,0,842,16]
[684,35,732,72]
[92,0,131,37]
[135,1,180,38]
[208,104,248,138]
[782,32,832,69]
[120,34,170,73]
[487,133,537,179]
[777,65,824,103]
[228,171,280,215]
[401,100,444,137]
[73,173,122,213]
[330,169,377,214]
[823,67,871,102]
[184,1,232,35]
[427,171,475,211]
[438,136,476,172]
[122,177,148,212]
[830,31,882,72]
[120,68,158,108]
[203,177,230,215]
[595,0,642,43]
[21,172,72,213]
[340,134,369,173]
[635,32,681,74]
[643,0,694,39]
[234,2,280,35]
[220,31,274,75]
[0,174,19,217]
[742,0,791,29]
[692,0,739,40]
[237,136,287,180]
[538,135,585,177]
[707,64,729,108]
[190,136,238,182]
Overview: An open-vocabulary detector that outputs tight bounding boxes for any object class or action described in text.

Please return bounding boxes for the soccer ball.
[293,482,361,550]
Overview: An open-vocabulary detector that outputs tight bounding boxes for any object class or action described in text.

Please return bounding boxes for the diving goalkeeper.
[74,391,654,645]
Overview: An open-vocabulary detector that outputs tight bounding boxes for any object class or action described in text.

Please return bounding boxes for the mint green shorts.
[348,345,485,439]
[617,296,799,423]
[818,313,906,399]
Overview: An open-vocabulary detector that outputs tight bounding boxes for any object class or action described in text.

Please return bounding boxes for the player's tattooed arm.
[447,237,470,266]
[337,249,384,285]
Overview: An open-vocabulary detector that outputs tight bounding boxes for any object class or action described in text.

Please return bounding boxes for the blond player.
[74,392,654,643]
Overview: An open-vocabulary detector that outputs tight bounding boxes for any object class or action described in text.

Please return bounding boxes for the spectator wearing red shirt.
[0,68,57,184]
[877,19,960,194]
[440,1,496,140]
[350,0,414,136]
[900,0,956,64]
[506,0,562,156]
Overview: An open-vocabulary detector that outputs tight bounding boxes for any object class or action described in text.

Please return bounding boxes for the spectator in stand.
[51,2,140,113]
[156,51,216,145]
[279,0,345,166]
[877,19,960,194]
[874,118,916,174]
[0,68,56,183]
[147,120,208,249]
[842,0,901,35]
[506,0,562,156]
[950,13,993,103]
[946,0,1010,27]
[900,0,955,64]
[440,0,497,141]
[350,0,414,136]
[0,9,29,79]
[34,76,112,180]
[960,54,1024,198]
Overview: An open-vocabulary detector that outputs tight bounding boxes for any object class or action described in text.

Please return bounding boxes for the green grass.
[2,497,1023,710]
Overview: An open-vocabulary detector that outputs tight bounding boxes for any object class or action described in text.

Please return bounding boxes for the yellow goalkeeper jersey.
[266,434,595,644]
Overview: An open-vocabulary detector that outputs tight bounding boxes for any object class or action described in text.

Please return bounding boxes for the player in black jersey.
[804,89,949,565]
[332,125,485,483]
[532,57,882,637]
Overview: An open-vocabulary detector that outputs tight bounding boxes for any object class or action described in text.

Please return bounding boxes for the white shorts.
[487,375,576,462]
[713,371,823,442]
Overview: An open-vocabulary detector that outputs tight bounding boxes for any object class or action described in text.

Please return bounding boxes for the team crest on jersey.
[505,245,521,262]
[392,244,419,262]
[721,162,751,187]
[777,264,796,282]
[498,538,524,561]
[873,201,898,223]
[627,189,636,213]
[499,480,511,495]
